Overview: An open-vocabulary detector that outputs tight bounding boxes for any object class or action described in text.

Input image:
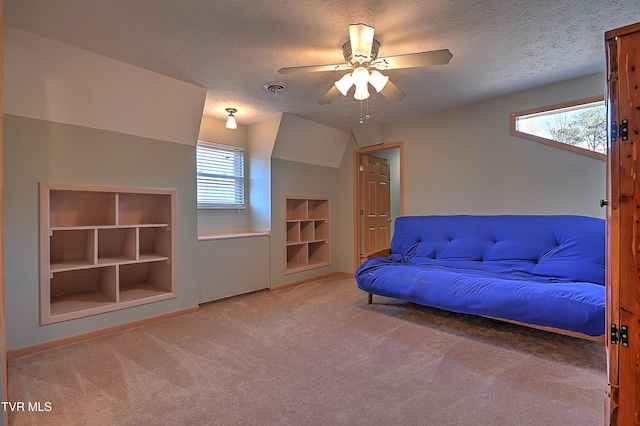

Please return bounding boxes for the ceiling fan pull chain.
[365,98,370,121]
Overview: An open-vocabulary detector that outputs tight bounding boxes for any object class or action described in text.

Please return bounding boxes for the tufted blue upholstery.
[356,215,605,336]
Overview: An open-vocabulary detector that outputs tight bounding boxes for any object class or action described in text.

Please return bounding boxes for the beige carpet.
[8,275,606,425]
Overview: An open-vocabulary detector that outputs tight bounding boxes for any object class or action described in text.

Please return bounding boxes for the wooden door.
[361,154,391,258]
[605,21,640,426]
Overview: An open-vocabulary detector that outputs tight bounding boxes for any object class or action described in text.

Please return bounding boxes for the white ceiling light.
[335,67,388,101]
[352,67,370,100]
[335,73,354,96]
[368,70,389,93]
[225,108,237,129]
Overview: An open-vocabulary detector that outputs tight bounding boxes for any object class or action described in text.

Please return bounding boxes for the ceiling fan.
[278,23,453,105]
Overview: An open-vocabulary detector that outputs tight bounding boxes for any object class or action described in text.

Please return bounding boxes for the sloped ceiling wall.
[272,113,350,168]
[4,27,206,146]
[6,25,352,168]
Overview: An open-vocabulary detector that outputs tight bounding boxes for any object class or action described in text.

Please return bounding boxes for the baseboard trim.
[269,271,353,292]
[7,306,199,360]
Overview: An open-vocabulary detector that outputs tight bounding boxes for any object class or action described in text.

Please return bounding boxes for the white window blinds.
[196,141,245,208]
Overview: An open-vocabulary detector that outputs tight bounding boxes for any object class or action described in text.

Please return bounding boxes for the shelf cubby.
[119,261,172,304]
[314,220,329,240]
[139,227,171,260]
[286,222,300,244]
[40,183,176,324]
[284,196,331,274]
[286,243,308,271]
[308,241,328,265]
[97,228,137,264]
[300,220,314,241]
[118,192,172,225]
[308,199,329,220]
[286,198,308,221]
[50,267,117,317]
[49,190,116,227]
[50,229,96,271]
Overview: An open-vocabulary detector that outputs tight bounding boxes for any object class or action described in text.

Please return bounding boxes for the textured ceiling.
[5,0,640,130]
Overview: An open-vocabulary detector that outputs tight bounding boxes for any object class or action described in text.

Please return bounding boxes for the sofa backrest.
[390,215,605,285]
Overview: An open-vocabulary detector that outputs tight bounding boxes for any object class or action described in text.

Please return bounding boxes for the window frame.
[196,140,246,209]
[509,95,606,161]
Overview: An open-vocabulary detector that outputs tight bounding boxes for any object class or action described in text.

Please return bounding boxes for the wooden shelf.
[284,196,331,274]
[119,283,174,304]
[40,183,176,324]
[51,261,96,273]
[50,292,117,317]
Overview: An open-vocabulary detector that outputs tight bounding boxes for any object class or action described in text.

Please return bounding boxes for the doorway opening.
[352,141,403,271]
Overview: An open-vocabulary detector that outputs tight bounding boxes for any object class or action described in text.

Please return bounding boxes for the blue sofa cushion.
[357,215,605,336]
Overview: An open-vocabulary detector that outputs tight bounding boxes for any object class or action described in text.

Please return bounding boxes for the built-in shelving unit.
[285,196,331,274]
[40,183,176,324]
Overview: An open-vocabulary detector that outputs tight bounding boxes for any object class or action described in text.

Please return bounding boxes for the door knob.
[600,199,609,207]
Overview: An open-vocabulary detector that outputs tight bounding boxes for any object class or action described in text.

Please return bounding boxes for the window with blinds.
[196,141,245,208]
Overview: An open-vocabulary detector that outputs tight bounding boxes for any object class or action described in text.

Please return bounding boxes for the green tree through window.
[510,97,606,160]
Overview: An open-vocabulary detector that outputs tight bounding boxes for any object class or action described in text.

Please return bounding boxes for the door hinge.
[611,324,629,346]
[611,120,629,141]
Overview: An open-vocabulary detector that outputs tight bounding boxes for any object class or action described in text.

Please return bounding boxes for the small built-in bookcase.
[285,196,331,274]
[40,183,176,325]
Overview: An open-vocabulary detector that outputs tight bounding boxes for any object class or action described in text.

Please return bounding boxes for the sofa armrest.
[362,248,391,305]
[364,248,391,260]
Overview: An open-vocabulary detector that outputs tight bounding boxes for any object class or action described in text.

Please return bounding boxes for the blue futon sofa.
[355,215,605,337]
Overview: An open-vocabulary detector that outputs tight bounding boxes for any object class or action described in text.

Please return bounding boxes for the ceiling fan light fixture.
[335,73,354,96]
[278,23,450,106]
[225,108,237,129]
[369,70,389,92]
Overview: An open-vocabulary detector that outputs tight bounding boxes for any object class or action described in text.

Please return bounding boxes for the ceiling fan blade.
[278,63,350,74]
[375,49,453,70]
[318,86,341,105]
[349,23,375,62]
[380,80,406,102]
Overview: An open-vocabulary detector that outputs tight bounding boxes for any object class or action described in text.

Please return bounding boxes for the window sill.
[198,230,270,241]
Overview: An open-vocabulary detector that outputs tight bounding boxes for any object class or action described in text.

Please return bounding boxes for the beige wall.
[385,72,606,217]
[247,114,280,232]
[269,158,344,287]
[335,139,358,273]
[198,235,269,303]
[3,115,201,349]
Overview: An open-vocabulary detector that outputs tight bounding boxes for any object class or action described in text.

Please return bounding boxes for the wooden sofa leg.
[367,293,373,304]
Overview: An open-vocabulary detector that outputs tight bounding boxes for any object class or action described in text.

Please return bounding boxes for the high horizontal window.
[510,96,606,160]
[196,141,245,209]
